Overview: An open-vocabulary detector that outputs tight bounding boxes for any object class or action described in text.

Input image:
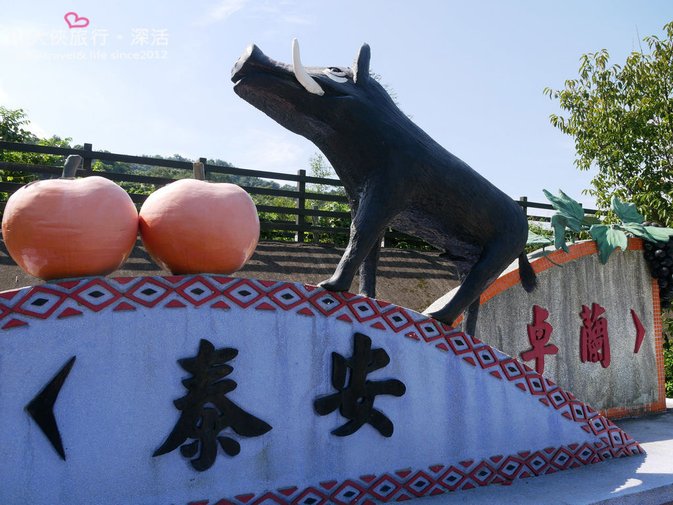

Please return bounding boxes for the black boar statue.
[231,40,535,333]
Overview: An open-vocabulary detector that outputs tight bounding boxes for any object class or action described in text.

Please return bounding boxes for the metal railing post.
[519,196,528,218]
[296,169,306,243]
[199,157,208,180]
[82,143,93,175]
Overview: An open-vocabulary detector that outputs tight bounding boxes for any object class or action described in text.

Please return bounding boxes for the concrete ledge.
[416,399,673,504]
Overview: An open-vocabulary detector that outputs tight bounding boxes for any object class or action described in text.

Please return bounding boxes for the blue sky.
[1,0,672,207]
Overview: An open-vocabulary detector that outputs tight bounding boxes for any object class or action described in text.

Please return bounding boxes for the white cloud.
[193,0,313,28]
[197,0,249,25]
[233,128,310,173]
[26,120,50,139]
[280,14,314,26]
[0,82,52,137]
[252,136,305,170]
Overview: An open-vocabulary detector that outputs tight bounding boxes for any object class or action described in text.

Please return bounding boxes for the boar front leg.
[319,187,398,293]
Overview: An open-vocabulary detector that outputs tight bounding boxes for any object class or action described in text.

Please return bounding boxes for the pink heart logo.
[64,12,90,29]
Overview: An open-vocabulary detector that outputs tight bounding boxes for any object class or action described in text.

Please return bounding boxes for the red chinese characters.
[579,303,611,368]
[520,305,558,374]
[520,303,644,373]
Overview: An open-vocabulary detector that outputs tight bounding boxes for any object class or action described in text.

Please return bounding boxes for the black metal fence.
[0,140,595,249]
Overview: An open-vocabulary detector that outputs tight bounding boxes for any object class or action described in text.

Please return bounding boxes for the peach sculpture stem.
[62,155,83,178]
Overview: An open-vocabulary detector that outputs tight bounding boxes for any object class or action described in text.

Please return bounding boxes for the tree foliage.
[0,107,33,143]
[305,153,350,245]
[544,22,673,226]
[662,315,673,396]
[0,106,73,191]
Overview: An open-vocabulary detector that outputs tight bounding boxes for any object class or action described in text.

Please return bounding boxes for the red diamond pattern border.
[194,440,643,505]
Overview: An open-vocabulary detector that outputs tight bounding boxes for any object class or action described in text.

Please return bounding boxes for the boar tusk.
[292,39,324,96]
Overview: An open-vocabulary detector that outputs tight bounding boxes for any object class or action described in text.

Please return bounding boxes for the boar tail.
[518,252,537,293]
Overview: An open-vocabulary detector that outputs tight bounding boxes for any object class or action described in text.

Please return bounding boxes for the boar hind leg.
[463,299,480,336]
[319,190,398,293]
[359,235,382,297]
[425,244,516,328]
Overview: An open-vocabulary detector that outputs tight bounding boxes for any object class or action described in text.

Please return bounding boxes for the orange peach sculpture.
[138,178,259,274]
[2,155,139,280]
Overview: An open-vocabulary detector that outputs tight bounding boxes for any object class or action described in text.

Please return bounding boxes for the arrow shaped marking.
[631,310,645,354]
[25,356,76,460]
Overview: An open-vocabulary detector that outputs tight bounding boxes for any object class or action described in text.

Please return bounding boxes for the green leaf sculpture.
[527,229,553,247]
[543,189,584,231]
[550,214,570,252]
[589,225,628,263]
[643,226,673,243]
[611,196,643,224]
[542,190,673,264]
[544,189,588,252]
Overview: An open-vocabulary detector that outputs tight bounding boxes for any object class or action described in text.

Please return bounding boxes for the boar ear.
[353,43,371,84]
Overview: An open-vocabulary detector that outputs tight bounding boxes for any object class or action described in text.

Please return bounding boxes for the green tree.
[544,22,673,226]
[0,106,72,193]
[305,152,350,244]
[308,152,336,193]
[0,106,34,143]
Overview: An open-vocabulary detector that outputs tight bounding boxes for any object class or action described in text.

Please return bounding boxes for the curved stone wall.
[428,239,665,418]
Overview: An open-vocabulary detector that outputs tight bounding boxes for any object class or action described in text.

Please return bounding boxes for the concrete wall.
[428,239,666,418]
[0,275,642,504]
